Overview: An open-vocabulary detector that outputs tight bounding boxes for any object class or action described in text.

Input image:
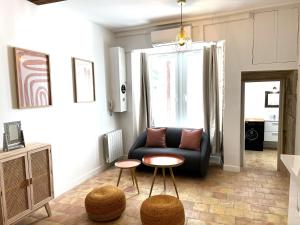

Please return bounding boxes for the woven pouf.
[85,185,126,221]
[140,195,185,225]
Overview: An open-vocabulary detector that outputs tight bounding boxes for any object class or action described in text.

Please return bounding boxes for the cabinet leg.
[45,203,52,217]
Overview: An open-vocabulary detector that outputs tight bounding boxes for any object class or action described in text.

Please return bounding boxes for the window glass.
[184,51,204,128]
[148,54,177,127]
[148,50,204,129]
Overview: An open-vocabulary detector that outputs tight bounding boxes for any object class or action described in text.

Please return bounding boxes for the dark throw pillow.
[179,128,203,151]
[145,128,167,148]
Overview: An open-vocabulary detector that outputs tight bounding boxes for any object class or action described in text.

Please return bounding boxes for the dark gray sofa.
[128,127,211,177]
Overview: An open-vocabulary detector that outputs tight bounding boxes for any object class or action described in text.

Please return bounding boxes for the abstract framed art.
[72,58,95,103]
[14,47,52,108]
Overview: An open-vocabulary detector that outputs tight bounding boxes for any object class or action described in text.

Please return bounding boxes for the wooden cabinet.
[0,144,53,225]
[253,8,299,64]
[0,153,31,224]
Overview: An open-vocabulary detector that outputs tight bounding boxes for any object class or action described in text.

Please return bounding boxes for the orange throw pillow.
[145,128,167,148]
[179,129,203,151]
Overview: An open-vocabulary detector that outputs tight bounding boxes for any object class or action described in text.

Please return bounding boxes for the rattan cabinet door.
[28,146,53,209]
[0,154,31,224]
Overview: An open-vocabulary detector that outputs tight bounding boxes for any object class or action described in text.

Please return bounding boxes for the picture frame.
[265,91,280,108]
[72,58,95,103]
[14,47,52,109]
[3,121,25,151]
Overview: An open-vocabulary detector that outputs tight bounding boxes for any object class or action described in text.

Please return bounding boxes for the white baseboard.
[223,164,240,172]
[55,164,108,198]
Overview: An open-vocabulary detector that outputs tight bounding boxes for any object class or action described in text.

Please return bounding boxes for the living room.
[0,0,300,224]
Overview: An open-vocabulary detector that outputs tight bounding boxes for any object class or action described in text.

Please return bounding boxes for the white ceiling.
[56,0,300,30]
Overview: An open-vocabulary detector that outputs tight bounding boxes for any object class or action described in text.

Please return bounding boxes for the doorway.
[244,81,280,171]
[241,70,298,172]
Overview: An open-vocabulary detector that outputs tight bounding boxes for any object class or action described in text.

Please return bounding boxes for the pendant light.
[176,0,189,46]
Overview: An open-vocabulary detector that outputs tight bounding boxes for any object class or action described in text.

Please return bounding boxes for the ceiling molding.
[28,0,66,5]
[113,1,300,35]
[114,12,250,38]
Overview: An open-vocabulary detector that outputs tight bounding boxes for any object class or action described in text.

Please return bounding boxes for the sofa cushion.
[179,129,203,151]
[145,128,167,148]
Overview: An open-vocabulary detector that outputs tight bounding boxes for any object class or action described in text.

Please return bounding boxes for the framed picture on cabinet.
[3,121,25,151]
[14,47,52,108]
[72,58,95,103]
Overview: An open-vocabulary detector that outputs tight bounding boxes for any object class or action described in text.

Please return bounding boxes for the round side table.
[142,154,185,198]
[115,159,141,194]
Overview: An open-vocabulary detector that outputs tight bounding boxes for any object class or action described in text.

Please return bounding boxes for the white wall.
[245,81,280,121]
[296,12,300,156]
[0,0,119,196]
[204,16,298,170]
[115,5,300,170]
[296,77,300,155]
[117,35,152,152]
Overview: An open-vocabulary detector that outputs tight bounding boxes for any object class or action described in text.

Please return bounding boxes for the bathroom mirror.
[3,121,25,151]
[265,91,280,108]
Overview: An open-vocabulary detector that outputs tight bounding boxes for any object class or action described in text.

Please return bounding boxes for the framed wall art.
[14,47,52,108]
[265,91,280,108]
[72,58,95,102]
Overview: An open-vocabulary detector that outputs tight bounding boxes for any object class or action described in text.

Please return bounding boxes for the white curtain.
[203,45,224,155]
[132,52,151,139]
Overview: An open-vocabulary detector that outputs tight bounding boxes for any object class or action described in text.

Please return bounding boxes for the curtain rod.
[131,41,224,56]
[145,48,204,56]
[144,44,223,56]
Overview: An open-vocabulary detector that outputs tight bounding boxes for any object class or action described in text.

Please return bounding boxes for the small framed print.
[72,58,95,103]
[3,121,25,151]
[14,47,52,108]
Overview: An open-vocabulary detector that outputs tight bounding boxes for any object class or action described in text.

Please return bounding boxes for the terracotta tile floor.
[245,150,277,171]
[16,165,289,225]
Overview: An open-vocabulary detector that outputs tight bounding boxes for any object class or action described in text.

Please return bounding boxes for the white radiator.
[103,129,124,163]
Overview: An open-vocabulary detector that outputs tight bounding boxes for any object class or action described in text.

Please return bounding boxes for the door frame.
[240,70,296,171]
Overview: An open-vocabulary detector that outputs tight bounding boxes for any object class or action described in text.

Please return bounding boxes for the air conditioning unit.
[109,47,127,112]
[150,26,192,47]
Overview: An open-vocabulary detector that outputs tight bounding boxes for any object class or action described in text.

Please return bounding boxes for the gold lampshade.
[176,27,187,46]
[176,0,189,47]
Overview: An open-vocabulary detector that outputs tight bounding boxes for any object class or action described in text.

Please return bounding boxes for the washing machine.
[245,121,264,151]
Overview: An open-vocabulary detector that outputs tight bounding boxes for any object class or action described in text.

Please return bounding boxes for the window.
[148,49,204,128]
